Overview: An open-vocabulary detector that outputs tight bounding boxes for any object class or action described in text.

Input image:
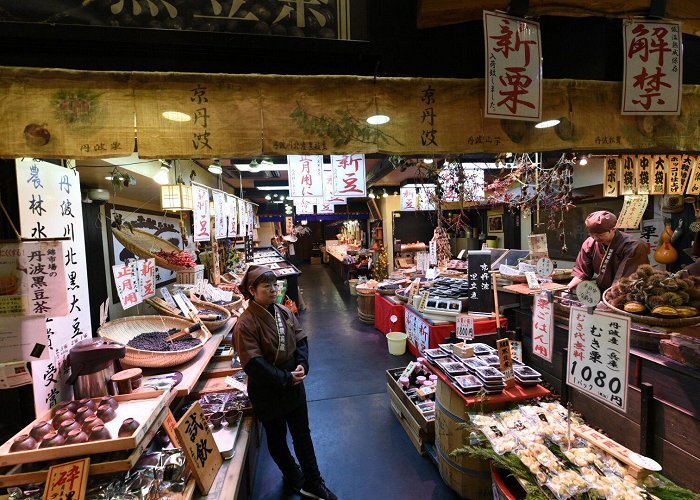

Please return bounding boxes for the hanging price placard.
[687,156,700,195]
[651,155,666,195]
[604,156,618,197]
[532,292,554,362]
[636,155,651,195]
[680,155,695,194]
[456,313,474,341]
[667,155,683,195]
[620,155,636,195]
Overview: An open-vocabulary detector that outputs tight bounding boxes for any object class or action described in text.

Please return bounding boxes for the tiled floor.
[251,264,460,499]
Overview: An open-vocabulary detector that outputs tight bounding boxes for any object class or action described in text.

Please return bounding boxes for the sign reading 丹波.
[16,159,92,414]
[467,251,494,313]
[616,195,649,229]
[456,313,474,341]
[331,154,366,197]
[567,306,630,411]
[192,184,211,242]
[604,156,619,197]
[211,189,227,239]
[483,11,542,121]
[532,292,554,362]
[174,402,222,494]
[622,20,682,115]
[288,155,323,198]
[226,195,238,238]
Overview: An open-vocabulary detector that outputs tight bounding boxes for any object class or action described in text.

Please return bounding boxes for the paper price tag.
[224,376,247,393]
[496,338,515,387]
[525,271,541,290]
[426,267,437,280]
[510,340,522,363]
[576,280,601,308]
[536,257,554,278]
[456,314,474,340]
[429,240,438,266]
[417,291,430,312]
[160,287,178,308]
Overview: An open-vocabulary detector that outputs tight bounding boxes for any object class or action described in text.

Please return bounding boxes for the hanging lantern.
[160,184,194,211]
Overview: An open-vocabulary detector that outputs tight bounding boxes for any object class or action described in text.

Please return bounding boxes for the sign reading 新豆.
[192,185,211,242]
[331,154,366,197]
[622,20,682,115]
[567,306,630,412]
[483,11,542,121]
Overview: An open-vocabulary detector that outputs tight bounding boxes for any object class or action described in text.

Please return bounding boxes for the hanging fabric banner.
[294,198,315,215]
[112,262,142,309]
[192,184,211,242]
[620,155,636,195]
[226,195,238,238]
[604,156,619,197]
[483,11,542,121]
[622,20,682,115]
[636,155,651,195]
[211,189,227,239]
[238,198,247,236]
[288,155,323,198]
[322,166,346,204]
[667,154,683,194]
[651,155,667,194]
[316,203,335,214]
[331,154,367,197]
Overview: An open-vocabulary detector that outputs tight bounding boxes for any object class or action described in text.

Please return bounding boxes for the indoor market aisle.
[251,264,460,500]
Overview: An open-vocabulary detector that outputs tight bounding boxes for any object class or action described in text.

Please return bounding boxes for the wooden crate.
[385,368,435,434]
[385,368,435,455]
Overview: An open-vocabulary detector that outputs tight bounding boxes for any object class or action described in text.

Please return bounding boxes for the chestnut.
[57,419,81,438]
[88,424,111,441]
[39,432,66,448]
[9,434,38,452]
[51,408,75,430]
[75,406,95,424]
[29,421,52,441]
[65,429,89,445]
[118,418,140,437]
[96,404,116,423]
[81,416,104,434]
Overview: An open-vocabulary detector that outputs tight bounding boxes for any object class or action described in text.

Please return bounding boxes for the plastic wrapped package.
[468,413,519,455]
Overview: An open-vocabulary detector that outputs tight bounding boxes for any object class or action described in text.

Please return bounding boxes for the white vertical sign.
[456,314,475,340]
[192,185,211,242]
[112,262,142,309]
[322,166,346,204]
[226,195,238,238]
[212,190,227,239]
[622,20,682,115]
[483,11,542,121]
[136,258,156,299]
[16,159,91,413]
[238,198,247,235]
[247,202,255,236]
[288,155,323,198]
[294,197,315,215]
[331,154,367,197]
[400,187,417,211]
[531,292,553,362]
[316,203,335,214]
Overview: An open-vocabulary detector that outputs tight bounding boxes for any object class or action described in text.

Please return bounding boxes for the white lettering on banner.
[16,159,91,414]
[322,166,346,204]
[532,292,553,362]
[400,186,417,211]
[212,190,227,239]
[622,20,682,115]
[331,154,366,197]
[288,155,323,198]
[567,306,630,412]
[192,185,211,242]
[226,195,238,238]
[483,11,542,121]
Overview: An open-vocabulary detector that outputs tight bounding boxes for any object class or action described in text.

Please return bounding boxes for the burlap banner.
[2,66,700,159]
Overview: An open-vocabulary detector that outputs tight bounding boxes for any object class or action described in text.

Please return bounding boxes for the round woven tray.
[498,269,573,283]
[602,289,700,327]
[111,227,192,272]
[191,292,243,314]
[146,296,231,331]
[97,315,206,368]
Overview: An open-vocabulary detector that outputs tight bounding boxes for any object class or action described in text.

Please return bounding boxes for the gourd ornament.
[654,222,678,265]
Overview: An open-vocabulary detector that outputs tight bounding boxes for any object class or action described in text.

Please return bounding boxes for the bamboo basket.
[111,227,193,272]
[97,316,208,368]
[190,291,243,314]
[602,289,700,328]
[145,296,231,331]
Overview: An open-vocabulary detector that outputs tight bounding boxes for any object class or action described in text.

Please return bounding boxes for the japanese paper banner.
[687,157,700,195]
[483,11,542,121]
[294,197,316,215]
[651,155,666,194]
[417,184,436,211]
[567,306,630,412]
[285,216,294,234]
[636,155,652,195]
[322,166,346,204]
[211,189,227,239]
[247,202,255,236]
[622,20,682,115]
[616,195,649,229]
[667,154,683,194]
[16,159,91,414]
[238,199,247,235]
[112,262,142,309]
[316,203,335,214]
[288,155,323,198]
[680,155,695,194]
[620,155,636,195]
[331,154,367,197]
[532,292,554,362]
[400,187,417,211]
[192,184,211,242]
[226,194,238,238]
[603,156,618,197]
[136,259,156,300]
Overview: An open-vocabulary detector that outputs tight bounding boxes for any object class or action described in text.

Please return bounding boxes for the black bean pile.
[128,329,202,352]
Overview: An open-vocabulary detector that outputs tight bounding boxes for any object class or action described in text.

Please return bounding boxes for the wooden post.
[560,347,569,406]
[491,271,505,337]
[640,382,655,458]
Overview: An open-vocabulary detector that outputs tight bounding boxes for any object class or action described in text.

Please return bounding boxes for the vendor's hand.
[291,365,306,385]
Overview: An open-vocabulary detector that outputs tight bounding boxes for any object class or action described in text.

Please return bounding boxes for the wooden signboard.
[651,155,666,195]
[667,154,683,195]
[680,155,696,194]
[620,155,636,195]
[43,458,90,500]
[636,154,651,195]
[496,338,515,388]
[467,250,494,313]
[688,157,700,195]
[603,156,618,197]
[162,409,182,448]
[174,402,222,494]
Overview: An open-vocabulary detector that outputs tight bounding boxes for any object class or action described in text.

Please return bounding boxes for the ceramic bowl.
[53,401,71,414]
[39,432,66,448]
[65,429,89,444]
[208,411,224,429]
[79,398,97,411]
[96,404,116,423]
[99,396,119,410]
[57,419,81,437]
[118,418,140,437]
[9,434,38,452]
[65,400,81,413]
[81,416,104,434]
[88,424,111,441]
[75,406,95,424]
[29,421,52,441]
[224,409,241,426]
[51,408,75,430]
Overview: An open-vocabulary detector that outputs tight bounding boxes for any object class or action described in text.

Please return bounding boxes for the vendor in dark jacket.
[234,264,337,500]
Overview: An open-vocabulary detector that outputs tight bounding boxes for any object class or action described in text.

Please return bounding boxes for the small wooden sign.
[496,338,515,388]
[651,155,666,195]
[636,155,651,195]
[680,155,696,194]
[174,402,222,494]
[407,278,421,303]
[603,156,618,197]
[456,313,474,341]
[162,409,182,448]
[620,155,636,195]
[687,156,700,195]
[43,458,90,500]
[667,155,683,195]
[417,291,430,312]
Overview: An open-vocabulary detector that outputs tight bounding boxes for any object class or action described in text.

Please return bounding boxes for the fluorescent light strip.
[255,185,290,191]
[235,163,289,172]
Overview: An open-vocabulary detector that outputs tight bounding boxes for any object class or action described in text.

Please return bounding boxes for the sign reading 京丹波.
[483,11,542,121]
[322,166,345,204]
[567,306,630,412]
[620,155,636,195]
[636,155,651,194]
[288,155,323,198]
[331,154,366,197]
[622,20,682,115]
[211,189,227,239]
[616,195,649,229]
[192,184,211,242]
[174,402,222,494]
[226,195,238,238]
[15,159,92,414]
[532,292,554,362]
[603,156,618,197]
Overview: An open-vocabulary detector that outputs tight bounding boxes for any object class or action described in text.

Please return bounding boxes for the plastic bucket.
[386,332,408,356]
[349,279,359,296]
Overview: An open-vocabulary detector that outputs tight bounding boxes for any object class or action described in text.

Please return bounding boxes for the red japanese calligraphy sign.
[532,292,553,362]
[136,258,156,300]
[331,154,367,197]
[112,261,142,310]
[192,184,211,242]
[616,195,649,229]
[483,11,542,121]
[400,187,417,211]
[226,195,238,238]
[622,20,682,115]
[322,166,346,204]
[288,155,323,198]
[316,203,335,214]
[603,156,619,197]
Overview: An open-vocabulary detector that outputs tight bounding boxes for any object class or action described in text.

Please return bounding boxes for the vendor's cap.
[240,264,273,299]
[585,210,617,233]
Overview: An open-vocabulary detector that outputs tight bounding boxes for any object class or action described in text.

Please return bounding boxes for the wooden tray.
[0,390,171,467]
[146,297,231,331]
[0,404,170,487]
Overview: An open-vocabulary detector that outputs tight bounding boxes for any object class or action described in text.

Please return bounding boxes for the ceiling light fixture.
[393,190,399,196]
[579,155,588,166]
[254,180,290,191]
[366,114,390,125]
[382,188,388,198]
[423,158,433,164]
[534,119,561,129]
[235,162,289,172]
[208,160,223,175]
[368,190,375,199]
[249,159,259,169]
[260,159,274,167]
[265,194,272,200]
[153,164,170,185]
[161,111,192,122]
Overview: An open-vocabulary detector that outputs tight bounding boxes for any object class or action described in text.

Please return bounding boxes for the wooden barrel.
[357,290,375,324]
[435,379,492,499]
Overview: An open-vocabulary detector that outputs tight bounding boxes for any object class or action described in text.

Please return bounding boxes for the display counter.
[250,246,301,304]
[324,241,369,283]
[374,294,405,334]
